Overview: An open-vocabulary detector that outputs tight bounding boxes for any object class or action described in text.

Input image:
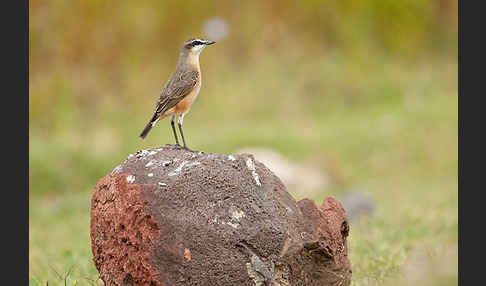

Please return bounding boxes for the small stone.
[184,248,191,261]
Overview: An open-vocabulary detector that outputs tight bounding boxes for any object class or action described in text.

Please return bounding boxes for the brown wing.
[154,70,199,116]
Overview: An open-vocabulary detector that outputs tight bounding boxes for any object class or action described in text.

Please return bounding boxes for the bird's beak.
[204,40,216,45]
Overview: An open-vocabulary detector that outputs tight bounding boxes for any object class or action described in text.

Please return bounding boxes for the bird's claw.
[165,144,196,152]
[183,146,197,153]
[165,143,183,149]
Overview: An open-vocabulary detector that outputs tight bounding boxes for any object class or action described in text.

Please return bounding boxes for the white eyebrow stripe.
[190,39,204,45]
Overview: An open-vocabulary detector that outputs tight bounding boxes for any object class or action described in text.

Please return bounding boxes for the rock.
[90,145,352,286]
[236,147,330,197]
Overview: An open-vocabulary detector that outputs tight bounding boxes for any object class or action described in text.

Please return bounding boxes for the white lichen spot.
[226,222,239,228]
[246,158,255,170]
[148,173,154,177]
[136,150,150,158]
[158,182,167,187]
[126,175,135,184]
[167,161,200,176]
[145,160,156,167]
[168,161,188,176]
[185,161,201,168]
[212,217,239,228]
[148,151,157,155]
[111,165,123,174]
[221,220,239,228]
[127,153,134,159]
[231,209,246,221]
[228,155,236,161]
[246,158,262,186]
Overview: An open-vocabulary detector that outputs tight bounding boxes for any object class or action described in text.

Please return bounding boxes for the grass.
[29,53,457,285]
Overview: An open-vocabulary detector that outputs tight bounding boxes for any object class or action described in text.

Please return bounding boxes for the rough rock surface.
[90,145,352,286]
[236,147,330,197]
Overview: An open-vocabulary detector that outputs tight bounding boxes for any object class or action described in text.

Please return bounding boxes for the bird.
[139,38,216,151]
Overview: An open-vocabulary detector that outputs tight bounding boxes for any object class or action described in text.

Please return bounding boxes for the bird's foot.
[164,143,196,152]
[183,146,197,153]
[165,143,183,149]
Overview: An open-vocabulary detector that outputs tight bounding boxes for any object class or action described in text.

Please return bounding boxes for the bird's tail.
[139,114,158,139]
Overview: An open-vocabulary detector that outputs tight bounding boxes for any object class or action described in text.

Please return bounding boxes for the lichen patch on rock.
[246,158,262,186]
[125,175,135,183]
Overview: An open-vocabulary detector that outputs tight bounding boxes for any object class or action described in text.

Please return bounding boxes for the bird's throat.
[185,53,200,71]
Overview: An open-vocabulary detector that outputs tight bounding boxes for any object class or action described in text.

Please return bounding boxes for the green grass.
[29,54,457,285]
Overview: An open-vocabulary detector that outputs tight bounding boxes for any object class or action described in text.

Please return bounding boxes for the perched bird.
[139,38,216,151]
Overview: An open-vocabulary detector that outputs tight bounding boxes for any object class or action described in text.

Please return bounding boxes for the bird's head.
[183,38,216,56]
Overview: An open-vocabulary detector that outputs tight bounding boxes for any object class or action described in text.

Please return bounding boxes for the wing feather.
[154,70,199,116]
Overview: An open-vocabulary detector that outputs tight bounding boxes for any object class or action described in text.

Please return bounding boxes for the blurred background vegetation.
[29,0,457,285]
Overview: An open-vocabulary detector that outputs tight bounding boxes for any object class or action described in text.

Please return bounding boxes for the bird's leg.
[170,115,181,147]
[177,114,195,152]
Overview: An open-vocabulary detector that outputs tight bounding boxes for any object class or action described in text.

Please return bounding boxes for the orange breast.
[174,80,201,113]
